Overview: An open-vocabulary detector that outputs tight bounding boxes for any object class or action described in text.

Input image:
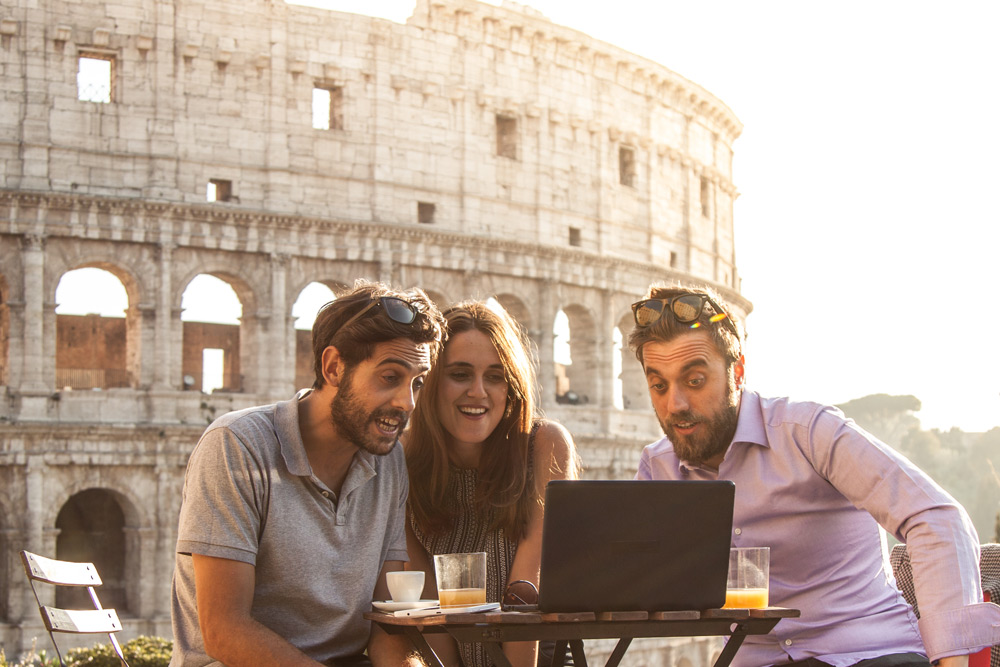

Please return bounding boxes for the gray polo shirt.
[169,396,408,667]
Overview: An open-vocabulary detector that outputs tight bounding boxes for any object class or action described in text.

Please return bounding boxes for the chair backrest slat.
[43,607,123,634]
[21,551,103,587]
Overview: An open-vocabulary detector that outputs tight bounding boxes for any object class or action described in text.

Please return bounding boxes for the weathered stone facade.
[0,0,748,661]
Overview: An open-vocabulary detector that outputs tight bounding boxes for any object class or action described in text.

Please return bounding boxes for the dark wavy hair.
[311,280,445,389]
[627,284,743,367]
[406,301,538,539]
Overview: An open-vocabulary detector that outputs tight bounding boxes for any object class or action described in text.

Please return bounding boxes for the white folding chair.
[19,550,129,667]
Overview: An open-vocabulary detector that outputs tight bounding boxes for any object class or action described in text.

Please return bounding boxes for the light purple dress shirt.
[636,390,1000,667]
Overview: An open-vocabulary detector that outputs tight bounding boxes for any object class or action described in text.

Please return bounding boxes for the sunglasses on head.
[337,296,421,334]
[631,292,740,341]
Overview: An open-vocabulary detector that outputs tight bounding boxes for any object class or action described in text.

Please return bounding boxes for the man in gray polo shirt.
[170,281,445,667]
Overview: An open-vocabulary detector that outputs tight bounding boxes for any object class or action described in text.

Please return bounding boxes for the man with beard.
[628,285,999,667]
[170,281,445,667]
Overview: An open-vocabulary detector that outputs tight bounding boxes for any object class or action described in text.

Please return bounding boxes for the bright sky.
[288,0,1000,432]
[55,1,1000,432]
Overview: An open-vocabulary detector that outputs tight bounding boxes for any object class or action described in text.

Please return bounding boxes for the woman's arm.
[405,521,462,667]
[503,420,579,667]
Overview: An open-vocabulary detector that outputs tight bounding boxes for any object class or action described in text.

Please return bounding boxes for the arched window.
[55,489,128,614]
[181,274,242,393]
[54,268,132,389]
[291,282,337,390]
[617,312,648,411]
[554,305,597,405]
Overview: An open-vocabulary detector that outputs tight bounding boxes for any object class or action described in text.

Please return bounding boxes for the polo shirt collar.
[274,396,313,477]
[274,393,385,479]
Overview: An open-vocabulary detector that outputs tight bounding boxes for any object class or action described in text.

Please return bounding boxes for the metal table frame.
[366,607,799,667]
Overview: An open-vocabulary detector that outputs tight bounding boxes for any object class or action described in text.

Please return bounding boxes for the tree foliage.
[839,394,1000,543]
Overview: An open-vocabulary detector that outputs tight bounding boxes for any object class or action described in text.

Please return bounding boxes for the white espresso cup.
[386,570,425,603]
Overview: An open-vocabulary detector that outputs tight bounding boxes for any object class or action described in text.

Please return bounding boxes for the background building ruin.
[0,0,749,661]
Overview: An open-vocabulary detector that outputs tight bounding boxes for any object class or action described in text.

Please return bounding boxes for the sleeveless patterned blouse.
[409,428,538,667]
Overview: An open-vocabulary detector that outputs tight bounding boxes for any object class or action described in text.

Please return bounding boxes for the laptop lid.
[537,479,735,612]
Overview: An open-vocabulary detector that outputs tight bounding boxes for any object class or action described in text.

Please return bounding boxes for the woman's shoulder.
[531,419,578,463]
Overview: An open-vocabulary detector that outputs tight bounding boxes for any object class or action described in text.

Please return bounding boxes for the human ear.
[733,355,746,389]
[321,346,346,388]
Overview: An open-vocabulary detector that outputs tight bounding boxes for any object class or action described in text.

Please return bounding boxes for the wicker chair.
[889,543,999,667]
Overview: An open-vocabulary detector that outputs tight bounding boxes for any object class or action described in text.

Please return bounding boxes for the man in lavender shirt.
[628,284,1000,667]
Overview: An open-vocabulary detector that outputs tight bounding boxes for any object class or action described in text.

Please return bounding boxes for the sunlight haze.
[284,0,1000,432]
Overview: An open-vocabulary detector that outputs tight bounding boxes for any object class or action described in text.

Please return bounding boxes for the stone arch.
[53,261,144,390]
[556,303,598,404]
[677,657,694,667]
[177,268,257,393]
[617,310,648,411]
[291,280,343,390]
[493,293,532,333]
[51,486,143,616]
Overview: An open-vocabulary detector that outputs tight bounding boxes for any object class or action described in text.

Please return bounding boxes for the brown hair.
[627,284,743,366]
[311,279,445,389]
[406,301,538,539]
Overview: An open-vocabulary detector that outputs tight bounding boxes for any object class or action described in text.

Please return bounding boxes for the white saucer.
[372,599,439,612]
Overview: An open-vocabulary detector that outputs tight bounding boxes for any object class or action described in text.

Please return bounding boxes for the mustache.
[372,408,408,427]
[666,411,699,425]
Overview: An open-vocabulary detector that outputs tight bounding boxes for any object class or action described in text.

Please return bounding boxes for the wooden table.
[366,607,799,667]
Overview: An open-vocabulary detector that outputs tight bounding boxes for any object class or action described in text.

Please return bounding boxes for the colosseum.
[0,0,750,662]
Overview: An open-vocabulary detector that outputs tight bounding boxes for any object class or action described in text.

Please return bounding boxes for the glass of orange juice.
[723,547,769,609]
[433,552,487,607]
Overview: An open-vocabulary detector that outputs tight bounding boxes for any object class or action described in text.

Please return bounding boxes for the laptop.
[537,479,735,612]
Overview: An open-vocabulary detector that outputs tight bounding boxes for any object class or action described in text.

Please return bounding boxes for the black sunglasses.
[337,296,420,333]
[631,293,740,341]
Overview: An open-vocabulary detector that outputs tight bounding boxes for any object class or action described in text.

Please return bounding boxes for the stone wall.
[0,0,748,661]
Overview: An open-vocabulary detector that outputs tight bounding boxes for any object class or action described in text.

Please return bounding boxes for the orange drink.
[723,587,769,609]
[433,552,487,608]
[439,587,488,607]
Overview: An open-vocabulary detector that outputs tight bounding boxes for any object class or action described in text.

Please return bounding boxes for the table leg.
[400,627,445,667]
[551,640,569,667]
[712,623,750,667]
[604,638,633,667]
[569,640,589,667]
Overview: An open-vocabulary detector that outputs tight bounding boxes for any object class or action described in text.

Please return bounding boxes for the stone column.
[536,279,557,413]
[596,288,613,415]
[268,253,293,397]
[21,234,47,392]
[152,243,174,389]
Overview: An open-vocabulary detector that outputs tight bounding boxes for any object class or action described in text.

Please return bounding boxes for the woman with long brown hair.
[405,301,579,667]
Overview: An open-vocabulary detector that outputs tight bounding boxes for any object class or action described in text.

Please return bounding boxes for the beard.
[660,381,740,466]
[329,369,407,457]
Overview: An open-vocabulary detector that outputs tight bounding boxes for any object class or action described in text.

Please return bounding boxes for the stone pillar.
[596,289,614,414]
[21,234,47,392]
[24,456,49,610]
[154,464,177,619]
[379,256,395,285]
[536,280,557,413]
[268,253,293,397]
[153,243,174,389]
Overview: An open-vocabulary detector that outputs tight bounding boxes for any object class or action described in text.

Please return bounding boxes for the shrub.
[63,636,172,667]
